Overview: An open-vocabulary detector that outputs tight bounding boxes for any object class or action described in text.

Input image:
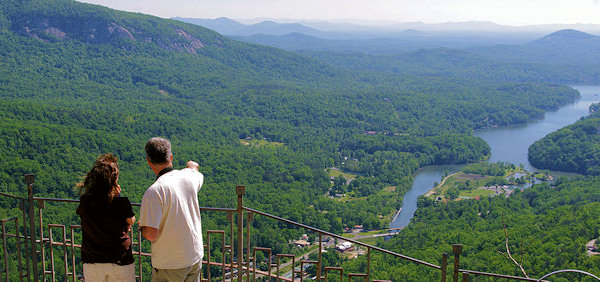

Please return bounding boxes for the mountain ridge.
[530,28,599,45]
[175,17,322,37]
[5,0,226,54]
[174,16,600,38]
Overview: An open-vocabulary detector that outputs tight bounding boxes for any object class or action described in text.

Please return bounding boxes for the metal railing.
[0,174,598,281]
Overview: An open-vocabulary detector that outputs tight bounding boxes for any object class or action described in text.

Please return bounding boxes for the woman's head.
[78,153,120,201]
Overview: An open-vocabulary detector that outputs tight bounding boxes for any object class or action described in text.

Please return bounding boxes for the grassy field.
[460,188,495,198]
[332,185,396,219]
[341,231,384,246]
[430,166,533,200]
[382,186,396,193]
[326,168,359,180]
[354,237,379,245]
[240,138,284,148]
[431,172,497,199]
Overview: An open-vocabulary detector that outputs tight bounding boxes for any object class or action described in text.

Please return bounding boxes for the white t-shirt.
[140,168,204,269]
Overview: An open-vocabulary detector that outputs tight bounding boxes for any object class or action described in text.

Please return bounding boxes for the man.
[140,137,204,281]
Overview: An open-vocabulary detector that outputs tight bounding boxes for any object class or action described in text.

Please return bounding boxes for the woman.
[76,153,136,281]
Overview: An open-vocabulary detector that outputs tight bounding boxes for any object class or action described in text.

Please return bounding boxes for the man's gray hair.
[145,137,172,164]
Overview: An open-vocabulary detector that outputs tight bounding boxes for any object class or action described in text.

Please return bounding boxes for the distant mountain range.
[468,29,600,66]
[173,17,325,37]
[173,17,600,54]
[173,17,600,39]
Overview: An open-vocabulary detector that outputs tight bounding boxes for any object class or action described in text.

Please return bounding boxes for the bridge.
[0,174,597,281]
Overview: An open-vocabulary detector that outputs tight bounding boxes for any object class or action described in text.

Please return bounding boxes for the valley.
[1,0,600,280]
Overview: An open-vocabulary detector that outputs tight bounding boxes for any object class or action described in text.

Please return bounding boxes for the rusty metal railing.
[0,174,598,281]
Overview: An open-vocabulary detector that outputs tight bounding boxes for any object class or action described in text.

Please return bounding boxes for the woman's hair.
[77,153,119,202]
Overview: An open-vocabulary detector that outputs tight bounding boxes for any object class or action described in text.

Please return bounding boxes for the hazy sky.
[78,0,600,26]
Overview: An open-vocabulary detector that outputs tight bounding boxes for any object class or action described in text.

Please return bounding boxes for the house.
[320,236,335,247]
[586,239,597,251]
[336,241,353,252]
[293,239,310,247]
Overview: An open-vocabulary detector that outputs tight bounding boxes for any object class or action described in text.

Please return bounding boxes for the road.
[277,246,320,280]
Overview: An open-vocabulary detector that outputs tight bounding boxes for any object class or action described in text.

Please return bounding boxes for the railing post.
[452,244,463,282]
[246,212,252,282]
[236,185,245,282]
[228,211,235,280]
[206,232,212,281]
[366,247,371,281]
[324,267,343,282]
[440,253,448,282]
[38,200,45,282]
[20,200,29,280]
[2,219,10,281]
[276,254,294,281]
[462,271,469,282]
[70,225,78,282]
[317,233,322,281]
[16,218,23,282]
[137,227,143,282]
[25,174,39,282]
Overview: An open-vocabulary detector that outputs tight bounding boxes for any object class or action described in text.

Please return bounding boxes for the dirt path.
[425,172,459,197]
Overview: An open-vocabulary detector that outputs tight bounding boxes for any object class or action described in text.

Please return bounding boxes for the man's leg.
[183,261,202,282]
[152,261,202,282]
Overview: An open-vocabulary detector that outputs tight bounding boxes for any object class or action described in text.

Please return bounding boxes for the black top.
[77,195,135,265]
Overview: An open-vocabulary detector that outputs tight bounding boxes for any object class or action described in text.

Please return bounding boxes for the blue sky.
[78,0,600,26]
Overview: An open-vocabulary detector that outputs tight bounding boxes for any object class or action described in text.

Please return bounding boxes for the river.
[390,85,600,229]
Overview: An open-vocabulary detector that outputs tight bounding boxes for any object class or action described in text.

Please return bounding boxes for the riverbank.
[391,85,600,229]
[424,172,459,197]
[391,208,402,222]
[425,162,546,201]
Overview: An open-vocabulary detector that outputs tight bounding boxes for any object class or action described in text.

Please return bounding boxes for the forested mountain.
[469,29,600,67]
[294,29,600,84]
[232,33,529,55]
[221,27,593,85]
[172,17,247,36]
[0,1,589,279]
[528,111,600,175]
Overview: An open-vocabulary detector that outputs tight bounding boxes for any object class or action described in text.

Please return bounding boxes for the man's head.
[145,137,172,165]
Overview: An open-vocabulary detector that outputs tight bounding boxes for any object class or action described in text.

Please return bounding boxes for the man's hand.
[186,161,199,171]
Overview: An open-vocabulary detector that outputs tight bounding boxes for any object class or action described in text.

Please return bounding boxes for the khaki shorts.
[152,261,202,282]
[83,263,135,282]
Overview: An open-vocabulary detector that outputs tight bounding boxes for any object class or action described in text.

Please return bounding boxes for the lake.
[390,85,600,229]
